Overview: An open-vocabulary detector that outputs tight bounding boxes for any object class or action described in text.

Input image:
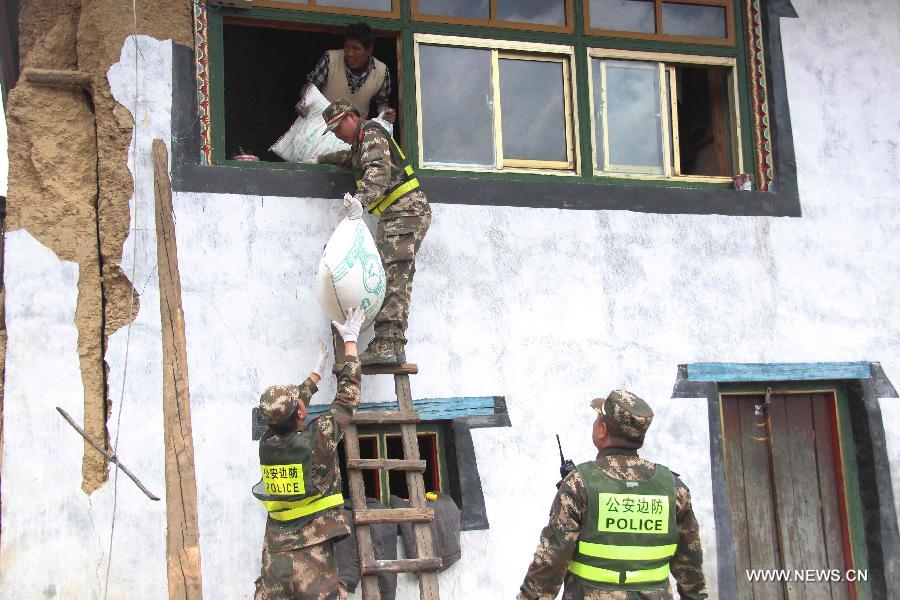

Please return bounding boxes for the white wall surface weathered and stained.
[642,397,715,589]
[2,0,900,598]
[1,232,103,599]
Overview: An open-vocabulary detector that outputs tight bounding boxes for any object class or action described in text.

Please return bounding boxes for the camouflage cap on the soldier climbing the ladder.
[590,389,654,443]
[258,384,303,426]
[322,98,357,134]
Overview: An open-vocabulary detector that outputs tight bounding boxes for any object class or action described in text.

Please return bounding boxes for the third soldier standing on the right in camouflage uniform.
[517,390,708,600]
[319,98,431,367]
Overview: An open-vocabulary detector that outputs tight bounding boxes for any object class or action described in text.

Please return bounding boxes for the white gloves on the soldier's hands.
[332,306,365,343]
[342,192,363,220]
[311,341,329,378]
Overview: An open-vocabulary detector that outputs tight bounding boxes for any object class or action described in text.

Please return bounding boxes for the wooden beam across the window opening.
[252,0,401,20]
[583,0,735,47]
[410,0,575,34]
[588,47,741,182]
[413,33,578,175]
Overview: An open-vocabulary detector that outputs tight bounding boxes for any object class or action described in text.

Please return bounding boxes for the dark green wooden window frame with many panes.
[187,0,800,214]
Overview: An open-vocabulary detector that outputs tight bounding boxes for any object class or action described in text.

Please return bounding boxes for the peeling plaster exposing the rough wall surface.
[4,0,191,493]
[6,1,109,493]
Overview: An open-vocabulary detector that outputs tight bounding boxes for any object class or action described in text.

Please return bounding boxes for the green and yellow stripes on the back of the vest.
[568,561,671,585]
[577,541,677,561]
[568,540,676,586]
[257,492,345,522]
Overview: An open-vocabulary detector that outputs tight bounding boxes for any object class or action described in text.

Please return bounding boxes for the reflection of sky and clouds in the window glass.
[589,0,655,33]
[499,59,567,162]
[419,45,495,167]
[317,0,392,9]
[417,0,488,19]
[599,60,664,170]
[662,3,726,38]
[495,0,566,26]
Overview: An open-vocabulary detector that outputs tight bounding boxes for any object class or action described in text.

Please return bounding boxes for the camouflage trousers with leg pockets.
[561,577,674,600]
[255,539,346,600]
[373,191,432,342]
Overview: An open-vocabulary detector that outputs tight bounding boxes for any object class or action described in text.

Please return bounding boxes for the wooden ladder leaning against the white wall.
[332,329,442,600]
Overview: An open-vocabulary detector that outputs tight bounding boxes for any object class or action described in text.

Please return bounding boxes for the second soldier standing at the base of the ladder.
[253,308,365,600]
[318,97,432,367]
[517,390,709,600]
